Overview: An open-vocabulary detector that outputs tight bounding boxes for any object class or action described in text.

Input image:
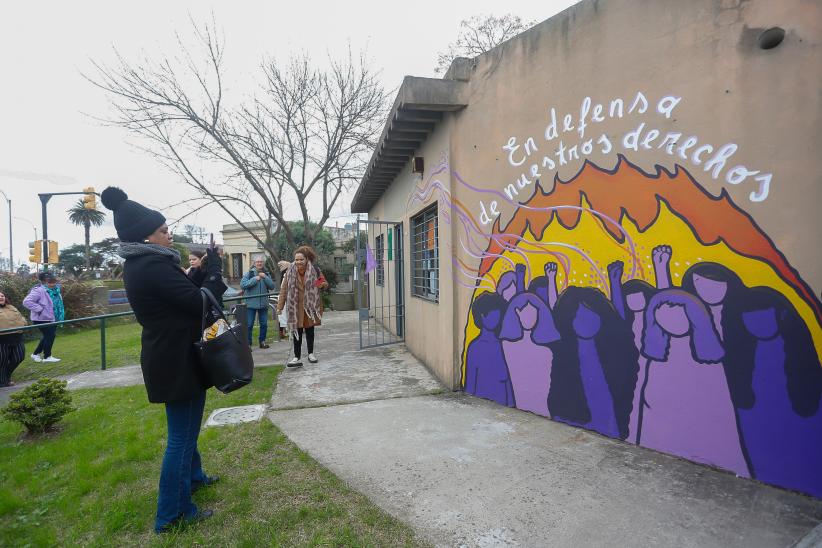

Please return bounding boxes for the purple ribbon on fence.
[364,242,377,274]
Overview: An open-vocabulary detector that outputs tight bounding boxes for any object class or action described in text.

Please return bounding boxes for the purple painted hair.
[499,293,560,345]
[642,289,724,363]
[496,270,517,300]
[741,286,822,417]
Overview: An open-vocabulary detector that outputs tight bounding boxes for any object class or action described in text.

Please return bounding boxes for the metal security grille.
[410,204,438,302]
[355,219,405,349]
[375,234,385,286]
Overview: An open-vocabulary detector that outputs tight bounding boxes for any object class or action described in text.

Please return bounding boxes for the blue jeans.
[155,390,209,532]
[246,307,268,345]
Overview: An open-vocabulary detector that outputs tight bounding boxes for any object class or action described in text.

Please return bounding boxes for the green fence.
[0,292,279,372]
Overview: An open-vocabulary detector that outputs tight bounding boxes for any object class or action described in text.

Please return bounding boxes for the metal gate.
[355,219,405,349]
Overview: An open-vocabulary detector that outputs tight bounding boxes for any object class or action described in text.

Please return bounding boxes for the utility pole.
[40,194,50,269]
[38,189,97,270]
[0,190,11,272]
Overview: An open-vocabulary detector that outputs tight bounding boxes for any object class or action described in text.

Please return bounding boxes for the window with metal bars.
[410,204,438,302]
[375,234,385,286]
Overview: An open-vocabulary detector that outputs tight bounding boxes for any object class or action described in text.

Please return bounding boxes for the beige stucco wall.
[368,116,459,387]
[367,0,822,496]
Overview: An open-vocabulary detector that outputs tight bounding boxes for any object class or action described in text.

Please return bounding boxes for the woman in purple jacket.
[22,272,60,363]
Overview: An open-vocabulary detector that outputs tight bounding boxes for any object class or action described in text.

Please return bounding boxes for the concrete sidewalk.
[269,313,822,547]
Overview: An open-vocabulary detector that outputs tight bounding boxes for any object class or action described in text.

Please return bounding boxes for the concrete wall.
[328,292,355,311]
[369,116,459,387]
[373,0,822,498]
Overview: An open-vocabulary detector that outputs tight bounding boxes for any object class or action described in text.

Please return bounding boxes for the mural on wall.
[451,156,822,498]
[403,88,822,498]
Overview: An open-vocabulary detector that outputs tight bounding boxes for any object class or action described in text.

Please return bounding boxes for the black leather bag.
[195,287,254,393]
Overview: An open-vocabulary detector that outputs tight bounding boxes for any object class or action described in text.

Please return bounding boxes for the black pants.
[0,341,25,386]
[293,327,315,358]
[33,321,57,358]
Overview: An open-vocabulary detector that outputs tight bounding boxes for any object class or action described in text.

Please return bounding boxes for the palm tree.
[68,200,106,270]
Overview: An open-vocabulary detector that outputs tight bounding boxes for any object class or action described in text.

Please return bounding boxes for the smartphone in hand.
[209,233,216,251]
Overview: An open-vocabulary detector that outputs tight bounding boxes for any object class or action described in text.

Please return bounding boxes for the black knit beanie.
[100,187,166,243]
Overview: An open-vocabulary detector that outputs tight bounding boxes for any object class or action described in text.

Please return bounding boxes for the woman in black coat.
[102,187,226,533]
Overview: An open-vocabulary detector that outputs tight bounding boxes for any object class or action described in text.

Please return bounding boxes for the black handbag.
[195,287,254,393]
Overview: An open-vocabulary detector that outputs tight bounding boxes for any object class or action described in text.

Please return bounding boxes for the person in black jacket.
[186,249,208,287]
[102,186,226,534]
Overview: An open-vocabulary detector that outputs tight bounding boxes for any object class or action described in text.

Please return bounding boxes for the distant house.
[327,222,356,292]
[221,221,274,281]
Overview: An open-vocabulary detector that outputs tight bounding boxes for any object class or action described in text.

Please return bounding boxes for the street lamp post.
[14,217,37,240]
[0,190,11,272]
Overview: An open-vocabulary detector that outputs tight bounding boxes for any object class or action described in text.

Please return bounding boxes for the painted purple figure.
[682,262,755,418]
[638,289,750,476]
[608,259,659,443]
[499,292,560,416]
[735,287,822,497]
[464,292,515,407]
[548,287,639,439]
[528,262,559,310]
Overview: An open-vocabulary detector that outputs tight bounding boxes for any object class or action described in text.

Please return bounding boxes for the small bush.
[0,272,38,309]
[59,280,104,321]
[1,378,75,434]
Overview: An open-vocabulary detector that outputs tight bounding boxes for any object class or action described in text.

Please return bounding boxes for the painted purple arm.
[545,262,558,310]
[464,361,478,393]
[515,264,526,294]
[608,261,627,320]
[652,245,672,289]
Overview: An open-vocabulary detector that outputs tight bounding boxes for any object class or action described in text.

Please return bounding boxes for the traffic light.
[28,240,43,263]
[82,187,97,210]
[47,241,59,264]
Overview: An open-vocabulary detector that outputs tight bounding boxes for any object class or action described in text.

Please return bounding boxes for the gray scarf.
[118,242,181,265]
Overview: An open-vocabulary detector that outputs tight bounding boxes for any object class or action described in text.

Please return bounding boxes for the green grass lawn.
[0,367,423,547]
[15,321,144,382]
[15,319,279,383]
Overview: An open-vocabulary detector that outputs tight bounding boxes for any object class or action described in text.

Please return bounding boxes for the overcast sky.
[0,0,578,266]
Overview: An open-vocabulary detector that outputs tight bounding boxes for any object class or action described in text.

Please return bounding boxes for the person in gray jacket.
[241,256,276,348]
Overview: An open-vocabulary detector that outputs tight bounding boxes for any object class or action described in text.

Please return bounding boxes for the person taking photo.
[102,186,226,534]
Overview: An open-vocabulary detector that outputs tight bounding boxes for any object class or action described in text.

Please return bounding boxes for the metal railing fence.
[0,292,279,371]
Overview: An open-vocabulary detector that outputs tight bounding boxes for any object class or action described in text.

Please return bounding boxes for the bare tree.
[435,14,535,75]
[87,22,389,263]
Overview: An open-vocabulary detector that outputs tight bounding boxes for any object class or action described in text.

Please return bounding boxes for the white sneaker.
[286,357,303,368]
[31,354,42,362]
[42,356,61,363]
[307,353,318,363]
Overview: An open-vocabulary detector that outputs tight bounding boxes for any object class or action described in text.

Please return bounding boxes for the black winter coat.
[124,253,226,403]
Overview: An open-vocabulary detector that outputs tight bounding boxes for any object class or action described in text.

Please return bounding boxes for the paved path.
[270,312,444,410]
[269,313,822,547]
